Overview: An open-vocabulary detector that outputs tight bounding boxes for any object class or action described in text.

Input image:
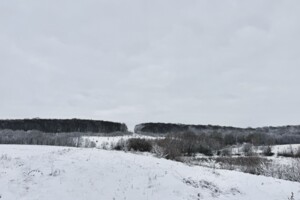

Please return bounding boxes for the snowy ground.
[272,144,300,154]
[230,144,300,155]
[81,134,161,149]
[0,145,299,200]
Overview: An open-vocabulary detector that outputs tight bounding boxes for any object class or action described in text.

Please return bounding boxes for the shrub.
[113,139,127,151]
[277,146,300,158]
[220,148,232,157]
[264,158,300,182]
[215,156,264,167]
[294,147,300,158]
[127,138,152,152]
[151,133,215,160]
[288,192,295,200]
[215,156,268,174]
[155,138,182,160]
[242,143,254,156]
[197,145,213,156]
[172,132,214,156]
[180,132,199,156]
[90,141,97,148]
[112,132,215,160]
[262,146,274,156]
[278,151,294,158]
[84,139,91,148]
[151,144,167,158]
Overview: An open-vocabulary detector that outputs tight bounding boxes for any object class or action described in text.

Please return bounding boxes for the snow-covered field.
[81,134,161,149]
[229,144,300,156]
[0,145,299,200]
[272,144,300,154]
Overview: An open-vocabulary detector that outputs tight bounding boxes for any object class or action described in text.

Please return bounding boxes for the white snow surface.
[272,144,300,154]
[0,145,299,200]
[230,144,300,156]
[81,134,162,149]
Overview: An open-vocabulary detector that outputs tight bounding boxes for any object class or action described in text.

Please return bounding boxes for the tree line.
[0,118,128,133]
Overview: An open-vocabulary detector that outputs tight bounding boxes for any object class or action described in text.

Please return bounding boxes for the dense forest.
[135,123,300,135]
[0,119,128,133]
[135,123,300,145]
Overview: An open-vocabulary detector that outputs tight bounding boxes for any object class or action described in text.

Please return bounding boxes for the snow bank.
[0,145,299,200]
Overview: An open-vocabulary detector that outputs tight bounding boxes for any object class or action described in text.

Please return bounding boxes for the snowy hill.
[0,145,299,200]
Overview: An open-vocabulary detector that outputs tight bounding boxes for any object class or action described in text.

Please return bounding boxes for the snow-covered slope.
[0,145,299,200]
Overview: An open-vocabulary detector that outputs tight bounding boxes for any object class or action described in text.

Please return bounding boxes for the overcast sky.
[1,1,300,130]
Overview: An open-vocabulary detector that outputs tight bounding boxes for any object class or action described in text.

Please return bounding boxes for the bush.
[278,147,300,158]
[113,132,215,160]
[264,158,300,182]
[151,144,167,158]
[113,139,127,151]
[262,146,274,156]
[242,143,254,156]
[294,147,300,158]
[180,132,199,156]
[288,193,295,200]
[216,156,265,167]
[215,156,268,174]
[172,132,214,156]
[220,148,232,157]
[197,146,213,156]
[155,138,182,160]
[127,138,152,152]
[191,156,300,182]
[278,151,294,158]
[90,141,96,148]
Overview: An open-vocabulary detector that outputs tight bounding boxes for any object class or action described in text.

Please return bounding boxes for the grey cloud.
[1,0,300,130]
